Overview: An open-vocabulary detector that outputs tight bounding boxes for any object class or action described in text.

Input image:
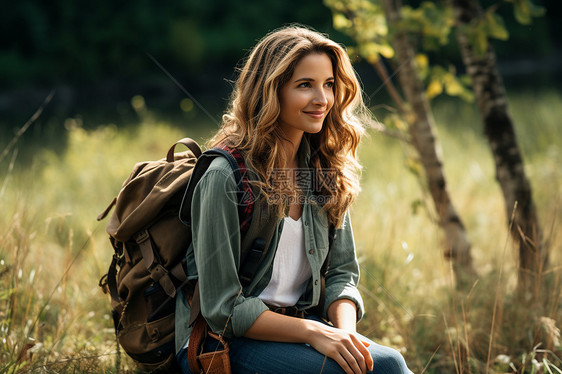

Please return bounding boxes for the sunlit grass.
[0,91,560,373]
[0,105,216,372]
[354,91,562,372]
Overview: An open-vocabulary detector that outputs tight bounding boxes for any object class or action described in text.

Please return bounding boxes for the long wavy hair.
[209,25,370,228]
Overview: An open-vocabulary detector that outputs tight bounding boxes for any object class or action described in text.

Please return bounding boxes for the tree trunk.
[381,0,478,289]
[450,0,546,296]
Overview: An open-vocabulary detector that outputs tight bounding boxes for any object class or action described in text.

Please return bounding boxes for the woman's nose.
[312,88,328,106]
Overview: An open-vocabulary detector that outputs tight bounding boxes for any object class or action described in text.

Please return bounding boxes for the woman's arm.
[245,310,373,374]
[191,160,269,339]
[328,298,358,333]
[323,212,365,321]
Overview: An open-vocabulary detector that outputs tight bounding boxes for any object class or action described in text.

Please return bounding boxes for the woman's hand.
[306,320,374,374]
[245,310,373,373]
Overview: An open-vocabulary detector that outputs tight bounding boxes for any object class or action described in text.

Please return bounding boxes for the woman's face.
[278,52,335,143]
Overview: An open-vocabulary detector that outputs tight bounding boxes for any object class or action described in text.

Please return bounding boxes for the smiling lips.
[303,111,325,119]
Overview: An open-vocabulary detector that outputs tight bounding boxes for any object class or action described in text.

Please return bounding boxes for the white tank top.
[258,216,311,307]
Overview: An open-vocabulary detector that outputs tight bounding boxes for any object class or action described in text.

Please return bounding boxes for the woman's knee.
[369,344,410,373]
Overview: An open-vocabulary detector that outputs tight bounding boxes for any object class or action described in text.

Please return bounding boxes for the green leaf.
[427,80,443,99]
[475,26,489,55]
[358,42,379,63]
[486,12,509,40]
[460,74,472,87]
[416,54,430,80]
[383,113,408,131]
[444,73,464,96]
[514,0,532,25]
[378,44,394,59]
[333,13,352,31]
[358,41,393,61]
[406,157,422,178]
[530,2,546,18]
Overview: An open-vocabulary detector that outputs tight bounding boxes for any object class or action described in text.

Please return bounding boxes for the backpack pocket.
[117,312,176,368]
[115,284,177,370]
[144,282,175,322]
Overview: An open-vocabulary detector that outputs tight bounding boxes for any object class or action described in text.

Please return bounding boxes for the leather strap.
[267,304,305,318]
[134,229,181,298]
[316,225,336,315]
[187,315,207,374]
[105,254,120,304]
[197,331,231,374]
[97,197,117,221]
[170,261,187,282]
[179,147,247,227]
[167,138,202,162]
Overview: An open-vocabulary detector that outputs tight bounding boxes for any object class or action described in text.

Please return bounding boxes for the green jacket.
[175,138,364,353]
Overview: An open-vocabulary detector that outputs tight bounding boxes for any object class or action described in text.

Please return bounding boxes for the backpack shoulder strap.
[179,147,250,230]
[316,224,336,315]
[238,198,278,286]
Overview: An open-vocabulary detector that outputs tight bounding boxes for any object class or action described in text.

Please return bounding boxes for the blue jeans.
[177,315,412,374]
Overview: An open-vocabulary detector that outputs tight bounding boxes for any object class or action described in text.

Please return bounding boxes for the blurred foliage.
[326,0,551,102]
[328,0,393,61]
[325,0,475,102]
[0,0,558,90]
[0,0,342,89]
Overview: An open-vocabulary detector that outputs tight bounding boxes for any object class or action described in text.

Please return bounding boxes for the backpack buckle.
[148,263,168,281]
[148,264,176,298]
[133,230,150,244]
[133,229,177,298]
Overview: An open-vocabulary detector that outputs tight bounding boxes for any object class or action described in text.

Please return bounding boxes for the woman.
[175,25,413,374]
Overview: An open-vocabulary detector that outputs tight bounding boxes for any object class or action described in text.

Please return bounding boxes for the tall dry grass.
[0,91,560,373]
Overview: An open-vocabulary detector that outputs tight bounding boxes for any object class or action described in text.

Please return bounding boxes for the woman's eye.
[298,82,312,88]
[325,81,334,88]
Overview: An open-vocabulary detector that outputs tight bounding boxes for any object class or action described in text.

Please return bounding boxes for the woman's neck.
[280,133,303,169]
[276,122,305,168]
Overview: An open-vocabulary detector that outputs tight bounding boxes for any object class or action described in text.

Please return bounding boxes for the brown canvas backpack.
[97,138,277,372]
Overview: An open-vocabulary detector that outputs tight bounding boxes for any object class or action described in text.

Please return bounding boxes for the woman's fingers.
[321,337,365,374]
[333,353,355,374]
[308,322,372,374]
[353,336,374,371]
[340,343,366,374]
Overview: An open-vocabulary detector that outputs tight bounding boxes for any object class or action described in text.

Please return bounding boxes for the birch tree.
[449,0,547,296]
[326,0,478,288]
[326,0,547,295]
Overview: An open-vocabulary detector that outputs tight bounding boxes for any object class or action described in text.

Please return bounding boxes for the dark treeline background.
[1,0,560,145]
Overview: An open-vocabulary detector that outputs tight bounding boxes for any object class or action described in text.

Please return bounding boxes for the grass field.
[1,90,560,373]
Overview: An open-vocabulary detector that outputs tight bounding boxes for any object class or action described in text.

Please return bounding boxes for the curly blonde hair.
[209,25,370,228]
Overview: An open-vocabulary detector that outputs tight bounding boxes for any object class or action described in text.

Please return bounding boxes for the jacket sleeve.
[322,211,365,321]
[191,163,269,340]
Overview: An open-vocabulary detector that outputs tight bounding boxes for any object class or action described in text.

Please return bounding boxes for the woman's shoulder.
[197,155,238,187]
[205,155,232,173]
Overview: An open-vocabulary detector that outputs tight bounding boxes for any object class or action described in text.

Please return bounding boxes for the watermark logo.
[221,168,338,207]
